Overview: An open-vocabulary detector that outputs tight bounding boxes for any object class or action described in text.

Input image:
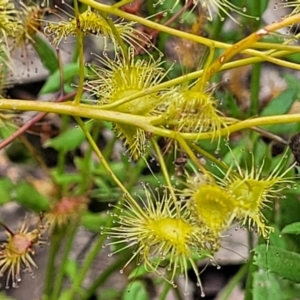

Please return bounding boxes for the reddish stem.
[0,91,77,150]
[134,0,194,54]
[0,222,14,236]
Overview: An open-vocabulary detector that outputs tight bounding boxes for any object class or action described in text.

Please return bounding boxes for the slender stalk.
[97,10,129,62]
[63,231,107,300]
[89,50,300,113]
[19,136,52,179]
[1,100,300,141]
[190,142,230,172]
[159,281,171,300]
[151,138,178,209]
[74,117,147,216]
[183,114,300,140]
[56,115,69,179]
[73,0,85,105]
[0,91,77,150]
[210,8,225,40]
[244,253,256,300]
[79,0,300,60]
[244,231,256,300]
[206,14,300,81]
[175,134,211,177]
[80,0,217,48]
[51,225,78,300]
[217,263,248,300]
[173,282,184,300]
[44,228,66,298]
[113,0,133,9]
[82,251,131,300]
[249,63,261,116]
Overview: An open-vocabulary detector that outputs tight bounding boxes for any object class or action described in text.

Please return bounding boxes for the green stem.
[151,138,177,208]
[249,63,261,116]
[82,251,131,300]
[64,233,107,300]
[159,282,171,300]
[218,263,248,300]
[56,115,69,176]
[43,228,65,298]
[73,0,85,105]
[173,280,184,300]
[124,153,150,191]
[251,0,261,29]
[244,233,256,300]
[97,10,129,62]
[51,225,78,300]
[210,10,225,40]
[74,117,147,217]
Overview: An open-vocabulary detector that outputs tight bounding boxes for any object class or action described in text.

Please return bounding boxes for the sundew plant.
[1,0,300,299]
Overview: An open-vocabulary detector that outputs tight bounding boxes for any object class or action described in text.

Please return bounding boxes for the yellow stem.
[151,138,178,211]
[92,49,300,113]
[190,142,230,172]
[206,13,300,79]
[113,0,133,8]
[74,116,147,216]
[0,100,299,142]
[79,0,300,59]
[174,134,209,176]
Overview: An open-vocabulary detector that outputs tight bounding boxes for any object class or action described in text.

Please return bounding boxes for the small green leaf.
[282,222,300,235]
[82,212,110,233]
[40,63,88,94]
[51,171,83,186]
[254,245,300,282]
[0,178,14,205]
[268,225,288,250]
[261,89,296,116]
[285,53,300,64]
[32,33,59,73]
[0,123,17,139]
[14,181,51,211]
[260,89,297,134]
[45,121,93,152]
[122,281,149,300]
[128,265,149,280]
[246,0,269,15]
[253,271,282,300]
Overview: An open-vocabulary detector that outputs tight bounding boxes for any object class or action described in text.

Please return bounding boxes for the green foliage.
[254,245,300,282]
[253,271,282,300]
[32,34,59,73]
[260,88,298,134]
[45,121,94,151]
[40,63,88,94]
[14,181,51,211]
[0,178,14,205]
[122,281,149,300]
[282,222,300,235]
